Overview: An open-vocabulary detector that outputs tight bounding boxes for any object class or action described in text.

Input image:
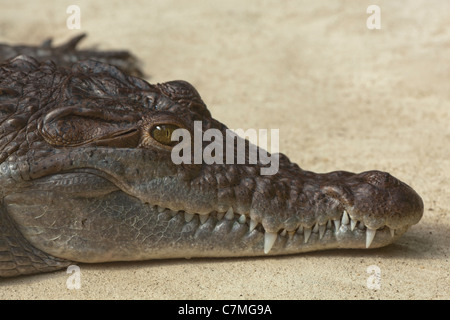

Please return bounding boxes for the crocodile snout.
[324,170,423,230]
[349,170,424,230]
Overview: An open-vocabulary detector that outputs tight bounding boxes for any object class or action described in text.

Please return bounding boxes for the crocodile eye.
[150,124,180,146]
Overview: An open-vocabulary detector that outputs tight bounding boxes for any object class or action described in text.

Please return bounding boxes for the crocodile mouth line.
[150,205,400,254]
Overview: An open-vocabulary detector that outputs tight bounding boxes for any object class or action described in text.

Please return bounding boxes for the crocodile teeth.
[390,227,395,238]
[280,229,287,237]
[350,219,357,231]
[341,210,349,225]
[225,207,234,220]
[264,232,277,254]
[169,210,178,217]
[366,229,377,248]
[199,214,209,224]
[304,227,312,243]
[319,224,326,239]
[238,214,246,224]
[333,219,340,231]
[249,219,258,232]
[184,212,195,222]
[312,223,319,233]
[157,206,165,213]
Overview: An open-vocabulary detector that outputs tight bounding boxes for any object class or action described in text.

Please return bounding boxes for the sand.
[0,0,448,300]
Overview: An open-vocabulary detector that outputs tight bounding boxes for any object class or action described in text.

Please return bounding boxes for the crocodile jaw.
[5,185,415,264]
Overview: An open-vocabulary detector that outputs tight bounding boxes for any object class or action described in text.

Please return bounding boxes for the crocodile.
[0,36,423,277]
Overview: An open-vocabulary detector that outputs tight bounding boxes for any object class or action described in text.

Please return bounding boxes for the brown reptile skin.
[0,37,423,277]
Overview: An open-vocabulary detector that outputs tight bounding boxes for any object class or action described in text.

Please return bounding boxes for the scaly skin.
[0,40,423,277]
[0,34,143,77]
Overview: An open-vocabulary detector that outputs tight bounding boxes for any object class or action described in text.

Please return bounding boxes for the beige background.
[0,0,448,299]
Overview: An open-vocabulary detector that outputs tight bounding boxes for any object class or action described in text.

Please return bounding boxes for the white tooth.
[358,221,365,230]
[342,210,349,225]
[280,229,287,237]
[312,223,319,233]
[333,220,341,231]
[185,212,195,222]
[304,227,312,243]
[350,219,357,231]
[225,207,234,220]
[264,232,278,254]
[327,220,332,229]
[366,228,377,248]
[297,226,303,235]
[390,227,395,238]
[238,214,246,224]
[319,224,326,239]
[217,212,225,220]
[199,214,209,224]
[157,206,165,213]
[249,219,258,232]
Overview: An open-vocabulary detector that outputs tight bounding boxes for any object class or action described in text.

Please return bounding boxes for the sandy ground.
[0,0,448,300]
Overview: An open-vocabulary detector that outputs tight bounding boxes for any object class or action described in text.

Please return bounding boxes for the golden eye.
[150,124,180,146]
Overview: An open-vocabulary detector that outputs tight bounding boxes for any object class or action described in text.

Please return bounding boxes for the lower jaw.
[269,224,409,255]
[9,186,409,264]
[85,212,409,262]
[111,225,408,262]
[150,209,409,259]
[184,227,408,259]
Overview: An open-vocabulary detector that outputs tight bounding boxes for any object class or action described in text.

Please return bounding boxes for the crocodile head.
[0,55,423,276]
